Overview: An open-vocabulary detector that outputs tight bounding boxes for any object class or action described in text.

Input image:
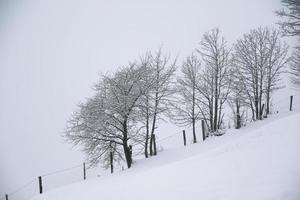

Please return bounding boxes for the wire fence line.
[40,164,83,177]
[0,179,36,200]
[1,162,88,200]
[272,94,300,112]
[1,129,187,200]
[2,94,299,200]
[157,129,183,143]
[131,129,186,156]
[273,93,300,103]
[1,127,192,200]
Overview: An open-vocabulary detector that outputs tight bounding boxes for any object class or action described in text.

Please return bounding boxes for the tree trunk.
[153,134,157,155]
[145,125,149,158]
[255,69,259,120]
[254,95,259,120]
[192,84,197,143]
[201,120,206,141]
[260,103,265,118]
[259,84,263,120]
[266,85,271,115]
[209,100,213,132]
[110,152,113,174]
[149,134,153,156]
[144,96,149,158]
[236,99,241,129]
[217,99,223,129]
[258,68,264,120]
[213,82,218,132]
[150,90,159,156]
[192,118,196,143]
[122,119,132,168]
[123,142,132,168]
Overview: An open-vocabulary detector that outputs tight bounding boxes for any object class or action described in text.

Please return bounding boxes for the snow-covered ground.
[31,111,300,200]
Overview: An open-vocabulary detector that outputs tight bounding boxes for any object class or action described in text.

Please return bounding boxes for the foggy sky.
[0,0,291,198]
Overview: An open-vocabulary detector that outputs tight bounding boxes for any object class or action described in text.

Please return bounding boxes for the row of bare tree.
[171,27,289,136]
[64,26,290,169]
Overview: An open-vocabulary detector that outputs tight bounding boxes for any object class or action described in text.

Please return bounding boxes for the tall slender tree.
[169,53,202,142]
[146,49,176,156]
[264,29,289,114]
[196,28,231,133]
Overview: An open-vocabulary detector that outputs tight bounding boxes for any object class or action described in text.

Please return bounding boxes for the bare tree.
[276,0,300,90]
[227,63,250,129]
[139,92,152,158]
[265,29,289,114]
[234,27,289,119]
[196,28,231,134]
[234,27,269,120]
[169,53,202,142]
[134,54,153,158]
[276,0,300,37]
[65,63,152,168]
[65,85,125,168]
[290,47,300,88]
[144,49,176,157]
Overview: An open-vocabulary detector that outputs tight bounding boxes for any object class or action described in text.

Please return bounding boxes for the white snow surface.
[32,112,300,200]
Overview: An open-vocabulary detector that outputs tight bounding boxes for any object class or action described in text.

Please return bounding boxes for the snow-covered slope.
[32,112,300,200]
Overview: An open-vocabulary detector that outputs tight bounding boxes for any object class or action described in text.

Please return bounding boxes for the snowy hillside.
[31,112,300,200]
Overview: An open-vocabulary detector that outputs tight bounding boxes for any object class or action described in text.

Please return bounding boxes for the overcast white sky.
[0,0,294,198]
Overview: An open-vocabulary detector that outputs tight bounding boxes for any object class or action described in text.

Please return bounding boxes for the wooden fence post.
[182,130,186,146]
[290,95,293,111]
[202,120,205,141]
[5,194,8,200]
[83,162,86,180]
[38,176,43,194]
[110,151,113,174]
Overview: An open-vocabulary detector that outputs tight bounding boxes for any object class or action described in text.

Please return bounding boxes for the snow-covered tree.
[264,29,289,114]
[196,28,231,134]
[234,28,268,120]
[65,63,153,168]
[276,0,300,90]
[227,63,250,129]
[276,0,300,37]
[234,27,289,119]
[139,48,176,157]
[290,47,300,88]
[169,53,202,142]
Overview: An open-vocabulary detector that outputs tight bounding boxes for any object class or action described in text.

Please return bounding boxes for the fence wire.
[1,162,95,200]
[3,94,299,200]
